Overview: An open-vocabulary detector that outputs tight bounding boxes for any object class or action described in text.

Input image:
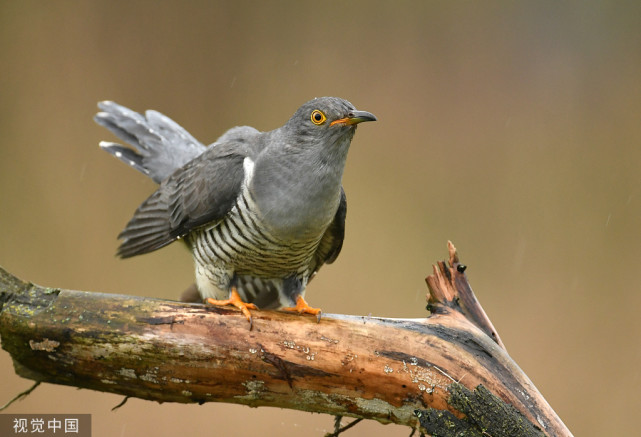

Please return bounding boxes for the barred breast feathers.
[191,156,321,282]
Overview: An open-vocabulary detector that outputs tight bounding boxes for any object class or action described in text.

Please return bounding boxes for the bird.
[95,97,376,328]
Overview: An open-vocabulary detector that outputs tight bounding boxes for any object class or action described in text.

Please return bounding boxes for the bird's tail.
[94,101,206,184]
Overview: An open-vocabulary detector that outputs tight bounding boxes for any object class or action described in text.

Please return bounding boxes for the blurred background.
[1,1,640,436]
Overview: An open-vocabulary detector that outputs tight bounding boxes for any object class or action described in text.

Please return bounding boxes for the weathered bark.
[0,243,572,436]
[415,383,547,437]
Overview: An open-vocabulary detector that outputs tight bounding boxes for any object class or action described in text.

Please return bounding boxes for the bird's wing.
[116,143,248,258]
[310,188,347,276]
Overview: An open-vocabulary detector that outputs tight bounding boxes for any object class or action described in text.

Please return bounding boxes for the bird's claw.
[206,287,257,330]
[282,296,322,323]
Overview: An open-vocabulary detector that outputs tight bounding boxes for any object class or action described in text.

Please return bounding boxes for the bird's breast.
[249,157,342,241]
[191,185,322,278]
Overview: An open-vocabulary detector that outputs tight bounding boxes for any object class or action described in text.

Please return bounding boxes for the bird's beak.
[330,110,377,127]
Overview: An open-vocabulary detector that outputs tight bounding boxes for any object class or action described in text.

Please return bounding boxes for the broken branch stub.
[425,241,504,349]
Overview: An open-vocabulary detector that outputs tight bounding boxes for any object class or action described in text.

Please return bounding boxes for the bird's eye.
[310,109,326,125]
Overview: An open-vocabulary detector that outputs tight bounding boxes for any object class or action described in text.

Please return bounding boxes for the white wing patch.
[242,156,255,185]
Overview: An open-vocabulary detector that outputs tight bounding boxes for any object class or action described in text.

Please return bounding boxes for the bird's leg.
[206,287,258,329]
[282,295,322,322]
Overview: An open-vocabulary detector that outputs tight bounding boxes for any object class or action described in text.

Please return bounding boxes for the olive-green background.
[1,2,639,436]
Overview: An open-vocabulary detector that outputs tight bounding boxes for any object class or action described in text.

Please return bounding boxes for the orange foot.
[206,287,258,330]
[282,296,322,323]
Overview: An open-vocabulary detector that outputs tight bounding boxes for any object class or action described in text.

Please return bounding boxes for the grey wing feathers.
[117,146,247,258]
[95,101,206,183]
[117,189,174,257]
[211,125,260,145]
[310,188,347,275]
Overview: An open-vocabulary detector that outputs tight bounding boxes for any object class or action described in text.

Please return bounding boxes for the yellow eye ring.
[310,109,326,125]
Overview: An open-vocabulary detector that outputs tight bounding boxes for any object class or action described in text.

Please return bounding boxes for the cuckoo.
[95,97,376,327]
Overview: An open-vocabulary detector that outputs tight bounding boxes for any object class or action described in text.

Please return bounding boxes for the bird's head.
[284,97,377,147]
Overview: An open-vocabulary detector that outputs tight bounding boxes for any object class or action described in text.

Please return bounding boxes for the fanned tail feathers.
[99,141,149,176]
[95,101,206,183]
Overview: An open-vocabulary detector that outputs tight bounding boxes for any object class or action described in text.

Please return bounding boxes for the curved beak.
[330,110,377,127]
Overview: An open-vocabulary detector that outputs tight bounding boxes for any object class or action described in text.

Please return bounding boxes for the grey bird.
[95,97,376,326]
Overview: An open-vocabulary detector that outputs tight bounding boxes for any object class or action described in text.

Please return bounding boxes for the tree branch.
[0,242,572,436]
